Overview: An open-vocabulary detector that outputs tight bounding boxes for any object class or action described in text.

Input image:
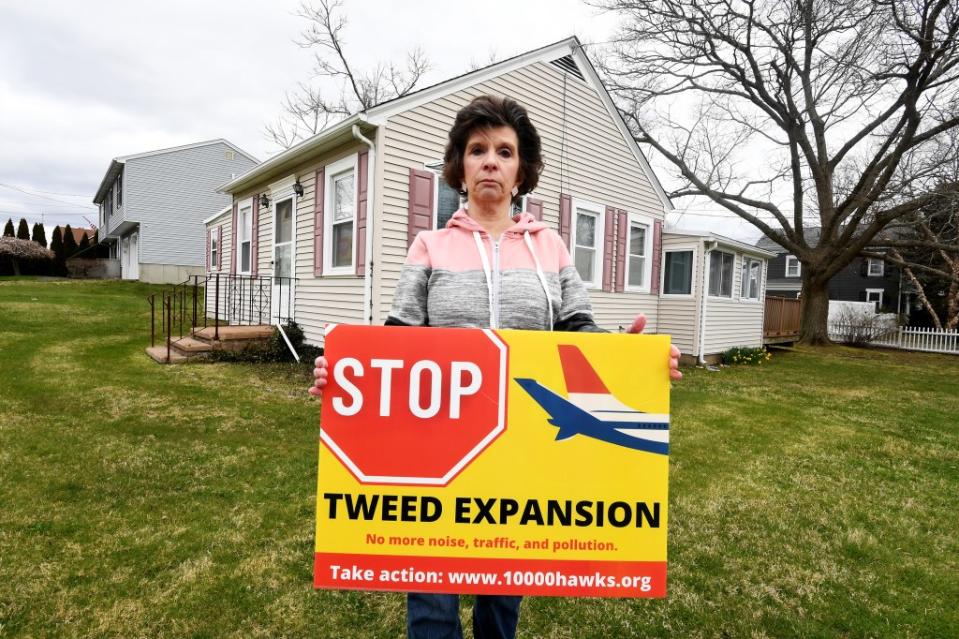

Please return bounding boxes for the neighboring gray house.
[757,231,907,313]
[93,139,258,283]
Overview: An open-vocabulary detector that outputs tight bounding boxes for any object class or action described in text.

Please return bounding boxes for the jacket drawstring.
[472,231,496,328]
[523,231,554,331]
[472,230,554,332]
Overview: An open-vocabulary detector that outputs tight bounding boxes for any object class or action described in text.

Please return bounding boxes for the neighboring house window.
[867,257,884,277]
[865,288,883,310]
[324,156,357,272]
[115,175,122,207]
[741,257,762,300]
[238,204,252,273]
[785,254,801,277]
[708,250,735,297]
[663,250,694,295]
[210,230,218,270]
[571,201,605,287]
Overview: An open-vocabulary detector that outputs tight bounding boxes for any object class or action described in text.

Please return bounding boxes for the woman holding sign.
[311,95,681,639]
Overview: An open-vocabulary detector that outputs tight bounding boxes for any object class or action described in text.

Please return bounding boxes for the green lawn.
[1,278,956,638]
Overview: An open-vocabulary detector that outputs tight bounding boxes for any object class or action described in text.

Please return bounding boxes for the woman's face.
[462,125,520,208]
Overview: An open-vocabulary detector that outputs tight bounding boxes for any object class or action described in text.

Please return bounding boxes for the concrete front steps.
[145,324,275,364]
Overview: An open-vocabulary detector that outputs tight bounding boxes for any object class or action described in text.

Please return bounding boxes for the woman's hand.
[308,356,328,397]
[627,314,683,381]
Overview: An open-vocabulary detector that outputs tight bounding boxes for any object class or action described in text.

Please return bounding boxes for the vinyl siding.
[233,142,369,345]
[702,251,767,354]
[125,142,257,267]
[376,61,666,330]
[656,236,701,355]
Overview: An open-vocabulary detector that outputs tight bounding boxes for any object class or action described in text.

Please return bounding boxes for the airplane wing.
[513,378,595,440]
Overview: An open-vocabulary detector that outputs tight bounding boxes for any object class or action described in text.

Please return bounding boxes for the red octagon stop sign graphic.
[320,324,508,486]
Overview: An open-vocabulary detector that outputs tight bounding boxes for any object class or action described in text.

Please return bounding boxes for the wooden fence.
[764,296,802,340]
[830,324,959,355]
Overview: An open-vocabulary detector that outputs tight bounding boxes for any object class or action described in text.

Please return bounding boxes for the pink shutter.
[314,168,325,276]
[602,207,616,292]
[251,194,260,277]
[559,193,572,247]
[408,168,435,247]
[230,203,238,274]
[206,228,211,271]
[526,198,544,221]
[216,226,222,270]
[615,210,628,292]
[650,219,663,294]
[355,151,369,276]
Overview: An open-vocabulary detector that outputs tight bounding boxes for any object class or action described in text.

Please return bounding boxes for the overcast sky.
[0,0,757,240]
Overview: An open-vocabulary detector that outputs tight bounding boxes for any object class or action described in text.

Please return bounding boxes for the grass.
[1,278,957,638]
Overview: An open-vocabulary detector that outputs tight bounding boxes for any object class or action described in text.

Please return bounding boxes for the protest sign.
[315,324,670,597]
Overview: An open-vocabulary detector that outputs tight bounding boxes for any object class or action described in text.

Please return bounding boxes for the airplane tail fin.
[557,345,609,394]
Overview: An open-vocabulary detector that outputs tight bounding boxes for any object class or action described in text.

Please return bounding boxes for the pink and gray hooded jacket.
[386,209,601,332]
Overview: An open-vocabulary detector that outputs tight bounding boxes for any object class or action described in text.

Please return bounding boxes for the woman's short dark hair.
[443,95,543,202]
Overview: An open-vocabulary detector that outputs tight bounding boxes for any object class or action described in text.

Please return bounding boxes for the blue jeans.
[407,593,522,639]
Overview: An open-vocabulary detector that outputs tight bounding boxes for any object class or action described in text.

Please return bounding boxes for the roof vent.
[225,150,236,160]
[550,55,585,81]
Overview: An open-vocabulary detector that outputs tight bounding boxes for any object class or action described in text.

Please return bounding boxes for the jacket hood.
[446,208,549,236]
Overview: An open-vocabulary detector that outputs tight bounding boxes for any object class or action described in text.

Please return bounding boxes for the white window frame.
[740,256,763,302]
[865,288,884,310]
[785,254,801,278]
[115,174,122,208]
[867,257,885,277]
[708,250,736,298]
[237,199,253,275]
[570,199,606,289]
[624,213,655,293]
[209,228,219,271]
[323,154,358,275]
[661,248,696,297]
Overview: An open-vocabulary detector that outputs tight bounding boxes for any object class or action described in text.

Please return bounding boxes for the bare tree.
[869,185,959,328]
[592,0,959,343]
[265,0,431,149]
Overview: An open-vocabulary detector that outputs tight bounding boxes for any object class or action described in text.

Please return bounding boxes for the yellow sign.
[315,325,670,597]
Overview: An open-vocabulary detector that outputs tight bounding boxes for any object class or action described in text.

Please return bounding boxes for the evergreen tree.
[31,223,47,247]
[4,218,16,237]
[51,227,64,260]
[16,218,30,240]
[62,225,78,259]
[77,233,91,257]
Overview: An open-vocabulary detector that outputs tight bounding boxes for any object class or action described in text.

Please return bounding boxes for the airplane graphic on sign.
[514,345,670,455]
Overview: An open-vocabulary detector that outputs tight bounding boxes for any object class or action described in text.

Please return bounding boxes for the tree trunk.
[799,276,832,345]
[11,257,20,276]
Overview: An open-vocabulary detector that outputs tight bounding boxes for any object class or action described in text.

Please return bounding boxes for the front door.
[128,232,139,280]
[271,196,295,323]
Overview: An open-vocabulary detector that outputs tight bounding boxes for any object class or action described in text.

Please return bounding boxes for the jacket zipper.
[489,236,500,329]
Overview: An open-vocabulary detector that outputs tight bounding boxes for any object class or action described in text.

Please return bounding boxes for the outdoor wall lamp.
[293,179,304,197]
[259,194,270,209]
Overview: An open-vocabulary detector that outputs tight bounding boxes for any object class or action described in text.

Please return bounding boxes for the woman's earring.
[511,186,519,197]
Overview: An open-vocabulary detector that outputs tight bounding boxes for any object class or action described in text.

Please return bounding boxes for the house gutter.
[352,122,376,325]
[698,240,718,365]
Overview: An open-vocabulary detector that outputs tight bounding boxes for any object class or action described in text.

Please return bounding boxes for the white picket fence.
[830,323,959,355]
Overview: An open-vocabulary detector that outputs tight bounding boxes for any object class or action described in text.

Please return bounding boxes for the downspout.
[698,241,717,365]
[352,122,376,325]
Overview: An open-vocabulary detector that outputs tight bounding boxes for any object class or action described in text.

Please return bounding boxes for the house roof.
[54,226,96,244]
[92,139,259,204]
[217,37,672,210]
[667,228,777,258]
[755,229,823,253]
